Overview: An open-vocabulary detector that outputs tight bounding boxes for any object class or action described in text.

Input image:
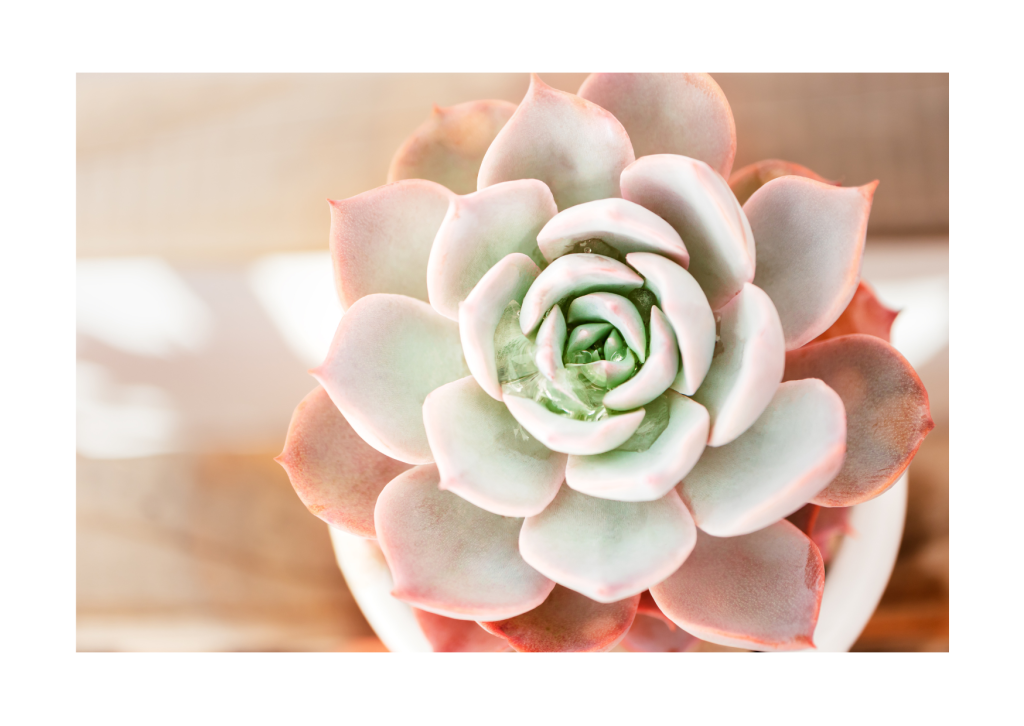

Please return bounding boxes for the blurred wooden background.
[76,74,948,651]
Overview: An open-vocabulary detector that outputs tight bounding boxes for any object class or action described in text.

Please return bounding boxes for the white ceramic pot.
[329,472,907,653]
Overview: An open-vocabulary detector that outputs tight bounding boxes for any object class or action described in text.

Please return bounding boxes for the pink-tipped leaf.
[375,464,555,620]
[276,386,412,538]
[478,74,635,211]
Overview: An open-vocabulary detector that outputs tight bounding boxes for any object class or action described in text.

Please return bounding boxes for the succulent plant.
[277,73,933,652]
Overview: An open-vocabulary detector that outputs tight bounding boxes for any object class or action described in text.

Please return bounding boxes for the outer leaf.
[622,613,701,652]
[478,74,635,211]
[728,158,838,206]
[329,180,454,310]
[650,521,824,651]
[679,379,847,537]
[746,176,878,349]
[427,179,556,320]
[388,100,517,194]
[812,280,898,344]
[784,334,934,506]
[459,253,540,400]
[423,376,566,517]
[276,386,412,538]
[375,464,555,620]
[479,586,639,652]
[620,154,755,310]
[313,294,468,464]
[519,486,696,603]
[578,73,737,178]
[413,609,509,652]
[692,283,785,447]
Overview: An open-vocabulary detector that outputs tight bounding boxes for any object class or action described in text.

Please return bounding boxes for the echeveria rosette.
[277,73,934,653]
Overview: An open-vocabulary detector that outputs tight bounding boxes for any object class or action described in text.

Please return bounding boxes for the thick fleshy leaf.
[622,613,701,652]
[813,280,898,344]
[423,376,566,517]
[650,520,824,651]
[567,391,708,502]
[388,100,517,195]
[603,306,677,410]
[480,586,639,652]
[460,253,540,401]
[535,305,567,380]
[519,486,696,603]
[746,176,878,349]
[626,252,716,395]
[786,503,820,537]
[679,379,846,537]
[784,334,934,506]
[478,74,635,211]
[519,253,643,335]
[329,180,454,310]
[375,464,555,620]
[571,350,636,388]
[276,386,412,538]
[427,179,557,320]
[728,159,839,206]
[620,154,755,311]
[578,73,737,179]
[810,506,853,563]
[692,283,785,446]
[567,292,646,363]
[566,323,614,356]
[503,395,645,456]
[536,198,689,268]
[313,294,468,464]
[413,609,509,652]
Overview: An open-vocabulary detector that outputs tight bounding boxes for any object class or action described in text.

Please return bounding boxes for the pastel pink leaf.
[602,307,678,410]
[578,73,737,178]
[276,386,412,538]
[679,379,847,537]
[650,520,824,651]
[519,253,643,335]
[427,179,556,321]
[810,506,854,564]
[503,395,645,456]
[622,613,701,652]
[479,586,639,653]
[535,305,567,380]
[746,176,879,349]
[728,158,839,206]
[784,334,934,506]
[566,391,708,502]
[812,280,898,344]
[375,464,555,620]
[692,283,785,447]
[412,609,509,653]
[459,253,540,401]
[313,294,468,464]
[519,486,696,603]
[621,154,755,311]
[536,197,689,268]
[329,180,454,310]
[423,376,566,517]
[478,74,635,211]
[625,252,716,395]
[388,100,517,195]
